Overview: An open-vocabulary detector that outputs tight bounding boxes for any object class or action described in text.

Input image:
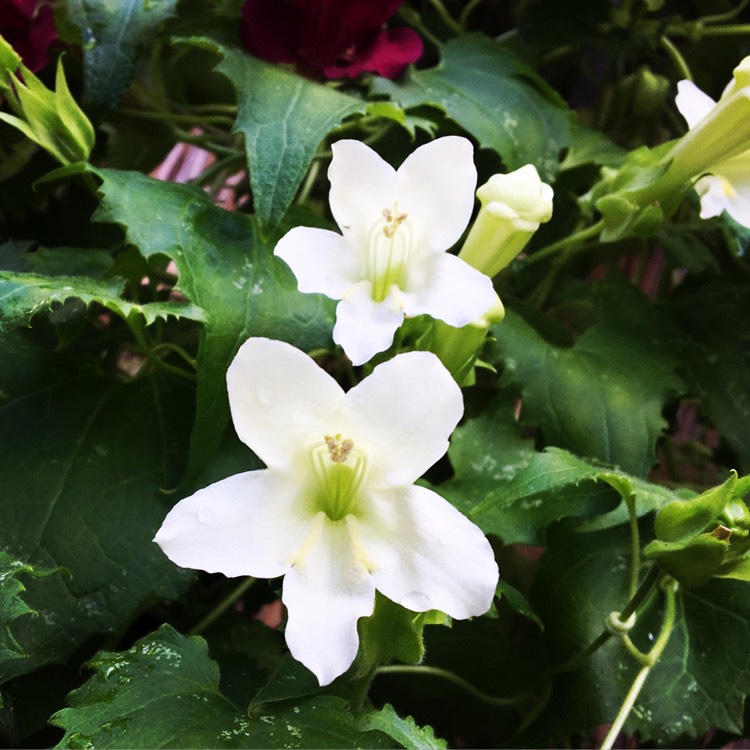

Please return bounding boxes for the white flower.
[274,137,497,366]
[154,337,499,686]
[672,57,750,227]
[458,165,554,278]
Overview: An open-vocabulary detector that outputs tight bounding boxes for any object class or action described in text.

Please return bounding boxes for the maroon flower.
[240,0,422,80]
[0,0,57,72]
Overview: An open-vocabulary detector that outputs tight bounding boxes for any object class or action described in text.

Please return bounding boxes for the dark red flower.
[240,0,422,80]
[0,0,57,72]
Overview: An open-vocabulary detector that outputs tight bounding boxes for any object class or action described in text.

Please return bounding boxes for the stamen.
[367,201,412,302]
[308,435,367,521]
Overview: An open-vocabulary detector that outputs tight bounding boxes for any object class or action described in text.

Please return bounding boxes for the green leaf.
[0,270,206,331]
[489,285,681,475]
[668,279,750,473]
[373,34,572,178]
[89,167,335,484]
[0,552,64,666]
[51,625,392,749]
[0,344,192,681]
[66,0,178,117]
[357,703,447,750]
[529,524,750,744]
[439,392,535,515]
[187,39,365,232]
[470,448,681,544]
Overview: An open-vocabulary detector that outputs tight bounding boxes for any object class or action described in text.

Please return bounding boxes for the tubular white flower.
[275,137,497,366]
[671,57,750,228]
[154,337,499,686]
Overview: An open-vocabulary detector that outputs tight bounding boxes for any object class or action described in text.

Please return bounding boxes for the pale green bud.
[429,292,505,386]
[667,56,750,185]
[458,165,553,278]
[0,36,94,165]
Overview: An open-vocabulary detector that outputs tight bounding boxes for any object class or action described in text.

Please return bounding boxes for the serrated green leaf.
[0,270,206,331]
[89,167,335,485]
[0,340,192,682]
[489,285,681,476]
[66,0,178,117]
[357,703,447,750]
[470,447,681,544]
[51,625,391,749]
[373,34,571,178]
[529,524,750,744]
[439,392,535,515]
[185,39,365,232]
[0,552,64,666]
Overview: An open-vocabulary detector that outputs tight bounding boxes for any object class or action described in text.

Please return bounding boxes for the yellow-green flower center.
[366,203,412,303]
[309,434,367,521]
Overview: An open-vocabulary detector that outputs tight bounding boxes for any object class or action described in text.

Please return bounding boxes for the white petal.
[153,470,313,579]
[359,485,498,618]
[713,155,750,228]
[346,350,463,486]
[333,282,404,366]
[274,226,361,299]
[328,139,397,247]
[401,252,497,327]
[675,80,716,130]
[283,517,375,685]
[695,175,730,219]
[227,338,344,469]
[395,136,477,253]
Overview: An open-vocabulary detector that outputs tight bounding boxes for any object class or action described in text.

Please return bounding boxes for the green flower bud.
[0,36,94,165]
[644,471,750,587]
[458,165,553,278]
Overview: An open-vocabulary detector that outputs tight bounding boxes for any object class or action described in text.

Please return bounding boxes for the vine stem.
[376,665,528,707]
[425,0,463,35]
[552,565,660,676]
[187,577,256,636]
[525,220,604,265]
[660,36,692,81]
[600,578,678,750]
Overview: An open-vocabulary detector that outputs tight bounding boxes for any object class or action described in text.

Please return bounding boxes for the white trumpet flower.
[154,338,499,686]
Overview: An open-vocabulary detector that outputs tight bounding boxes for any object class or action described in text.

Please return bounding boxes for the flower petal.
[695,175,731,219]
[240,0,297,64]
[154,470,313,579]
[275,226,361,299]
[328,139,398,248]
[713,154,750,228]
[359,485,498,618]
[346,350,463,485]
[333,281,404,365]
[395,136,477,253]
[401,252,497,327]
[227,338,344,469]
[325,27,423,79]
[283,517,375,685]
[675,80,716,130]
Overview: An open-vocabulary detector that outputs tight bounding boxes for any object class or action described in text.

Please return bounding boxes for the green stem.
[350,666,378,712]
[115,107,234,127]
[425,0,463,35]
[552,565,660,675]
[459,0,483,29]
[297,159,321,205]
[698,23,750,35]
[150,342,197,370]
[625,493,640,599]
[525,220,604,265]
[376,665,528,707]
[600,578,678,750]
[660,36,692,81]
[125,318,196,381]
[187,577,257,636]
[698,0,750,23]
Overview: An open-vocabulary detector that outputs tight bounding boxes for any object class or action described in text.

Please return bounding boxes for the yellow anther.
[324,434,354,463]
